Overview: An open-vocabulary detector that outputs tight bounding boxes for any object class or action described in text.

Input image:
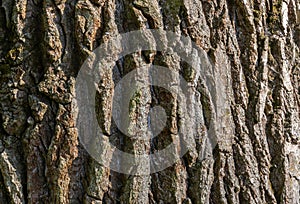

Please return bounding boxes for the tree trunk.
[0,0,299,203]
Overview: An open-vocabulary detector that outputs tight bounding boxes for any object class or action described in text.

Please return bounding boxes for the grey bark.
[0,0,299,203]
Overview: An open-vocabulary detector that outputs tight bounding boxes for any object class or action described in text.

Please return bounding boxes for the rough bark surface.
[0,0,299,203]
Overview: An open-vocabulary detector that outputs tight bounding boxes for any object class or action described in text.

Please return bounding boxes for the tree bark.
[0,0,299,203]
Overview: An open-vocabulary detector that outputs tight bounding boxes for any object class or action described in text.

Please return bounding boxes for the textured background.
[0,0,299,203]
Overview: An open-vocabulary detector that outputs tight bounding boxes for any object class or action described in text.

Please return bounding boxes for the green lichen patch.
[5,45,24,65]
[267,0,283,33]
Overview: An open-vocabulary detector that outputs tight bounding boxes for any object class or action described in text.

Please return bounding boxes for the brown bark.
[0,0,299,203]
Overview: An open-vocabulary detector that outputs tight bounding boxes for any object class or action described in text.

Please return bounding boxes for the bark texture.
[0,0,300,203]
